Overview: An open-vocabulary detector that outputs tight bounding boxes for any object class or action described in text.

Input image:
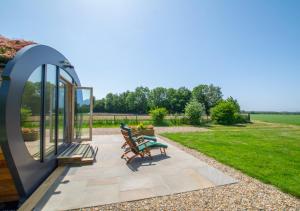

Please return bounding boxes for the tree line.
[94,84,223,116]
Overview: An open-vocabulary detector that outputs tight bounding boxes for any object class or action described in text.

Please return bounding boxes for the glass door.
[58,77,74,146]
[58,80,66,146]
[74,87,93,141]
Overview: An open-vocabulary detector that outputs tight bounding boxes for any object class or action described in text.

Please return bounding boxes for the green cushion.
[138,141,168,151]
[143,135,157,141]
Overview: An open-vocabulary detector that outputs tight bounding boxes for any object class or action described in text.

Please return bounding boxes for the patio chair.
[120,123,156,140]
[120,129,148,148]
[120,123,157,148]
[121,134,167,163]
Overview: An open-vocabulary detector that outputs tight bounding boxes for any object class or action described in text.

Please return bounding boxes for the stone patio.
[35,135,237,210]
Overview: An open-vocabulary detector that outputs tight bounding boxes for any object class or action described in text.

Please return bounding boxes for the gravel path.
[72,127,300,211]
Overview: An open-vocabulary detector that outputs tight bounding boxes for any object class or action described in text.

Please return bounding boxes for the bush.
[184,100,204,125]
[137,122,146,130]
[235,113,250,123]
[211,97,245,125]
[21,108,32,124]
[149,107,168,125]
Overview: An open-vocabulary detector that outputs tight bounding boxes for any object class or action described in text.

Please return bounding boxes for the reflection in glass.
[44,65,57,158]
[60,69,73,83]
[58,81,66,146]
[21,66,42,160]
[75,88,92,140]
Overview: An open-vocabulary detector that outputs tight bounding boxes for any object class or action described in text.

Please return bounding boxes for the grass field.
[162,122,300,197]
[251,114,300,126]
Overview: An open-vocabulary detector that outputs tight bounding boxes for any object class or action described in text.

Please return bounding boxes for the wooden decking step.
[72,144,90,156]
[57,143,97,166]
[81,146,98,164]
[57,144,78,158]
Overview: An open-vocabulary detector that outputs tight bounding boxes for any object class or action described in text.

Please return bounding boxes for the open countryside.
[251,114,300,126]
[1,1,300,210]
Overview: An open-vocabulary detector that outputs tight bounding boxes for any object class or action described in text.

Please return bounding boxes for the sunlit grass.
[251,114,300,126]
[162,122,300,198]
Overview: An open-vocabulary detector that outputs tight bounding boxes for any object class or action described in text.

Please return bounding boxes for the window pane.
[21,66,42,160]
[75,88,92,140]
[44,65,57,158]
[60,69,73,83]
[58,81,66,146]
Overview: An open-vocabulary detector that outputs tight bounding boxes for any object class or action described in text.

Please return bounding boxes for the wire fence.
[23,113,251,126]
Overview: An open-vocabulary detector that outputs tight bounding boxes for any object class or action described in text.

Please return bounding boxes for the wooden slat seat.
[57,143,97,166]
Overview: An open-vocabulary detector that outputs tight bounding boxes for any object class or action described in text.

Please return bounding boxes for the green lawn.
[161,122,300,197]
[251,114,300,126]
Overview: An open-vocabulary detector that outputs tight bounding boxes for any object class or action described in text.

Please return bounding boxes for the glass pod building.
[0,44,93,203]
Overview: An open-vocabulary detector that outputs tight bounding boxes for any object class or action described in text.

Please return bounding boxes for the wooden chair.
[120,124,157,149]
[120,128,146,148]
[121,134,167,164]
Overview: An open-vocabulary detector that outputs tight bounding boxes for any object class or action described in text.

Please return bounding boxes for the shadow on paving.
[126,154,172,172]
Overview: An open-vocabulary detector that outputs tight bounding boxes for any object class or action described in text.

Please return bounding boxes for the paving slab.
[36,135,237,210]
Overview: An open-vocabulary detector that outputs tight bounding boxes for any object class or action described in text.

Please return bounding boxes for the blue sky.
[1,0,299,111]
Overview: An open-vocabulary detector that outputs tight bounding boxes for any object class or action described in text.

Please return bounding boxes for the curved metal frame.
[0,44,81,200]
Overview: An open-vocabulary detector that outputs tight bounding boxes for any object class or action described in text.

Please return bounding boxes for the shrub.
[234,113,249,123]
[184,100,204,125]
[137,122,146,130]
[149,107,168,125]
[211,97,245,125]
[21,108,32,124]
[226,96,240,112]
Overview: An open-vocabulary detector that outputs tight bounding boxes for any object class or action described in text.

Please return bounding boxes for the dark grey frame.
[0,44,81,201]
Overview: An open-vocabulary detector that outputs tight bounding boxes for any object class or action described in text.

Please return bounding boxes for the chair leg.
[127,154,138,164]
[147,149,152,159]
[121,142,127,148]
[121,149,131,159]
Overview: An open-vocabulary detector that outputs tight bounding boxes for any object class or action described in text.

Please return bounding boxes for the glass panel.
[74,88,92,140]
[0,68,3,86]
[58,81,66,146]
[60,69,73,83]
[44,65,57,158]
[21,66,42,160]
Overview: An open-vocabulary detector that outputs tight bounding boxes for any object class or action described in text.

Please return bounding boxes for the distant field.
[250,114,300,126]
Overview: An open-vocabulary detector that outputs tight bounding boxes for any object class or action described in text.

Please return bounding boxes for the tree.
[148,87,168,110]
[174,87,192,113]
[184,99,204,125]
[126,87,149,114]
[94,98,105,112]
[166,88,177,113]
[227,96,240,113]
[149,87,191,114]
[118,91,130,113]
[192,84,222,117]
[104,93,115,112]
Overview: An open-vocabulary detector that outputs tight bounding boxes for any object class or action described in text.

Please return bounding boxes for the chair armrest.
[136,140,150,147]
[134,136,144,143]
[131,132,139,137]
